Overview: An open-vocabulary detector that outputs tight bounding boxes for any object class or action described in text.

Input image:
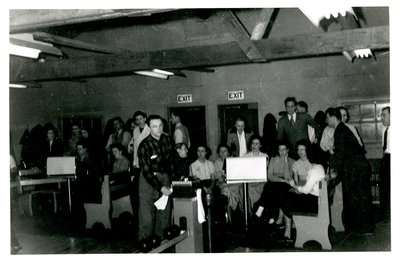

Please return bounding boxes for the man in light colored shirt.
[170,111,191,148]
[227,118,253,157]
[105,117,132,152]
[128,111,151,169]
[380,106,390,220]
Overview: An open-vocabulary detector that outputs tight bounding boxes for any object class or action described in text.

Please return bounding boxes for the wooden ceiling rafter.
[10,26,389,84]
[10,9,178,34]
[32,32,129,54]
[250,8,275,40]
[220,10,265,61]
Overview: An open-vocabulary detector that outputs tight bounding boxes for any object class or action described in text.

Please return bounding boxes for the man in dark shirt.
[327,108,373,235]
[137,115,173,241]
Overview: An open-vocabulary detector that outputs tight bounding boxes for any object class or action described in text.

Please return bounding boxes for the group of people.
[13,96,390,243]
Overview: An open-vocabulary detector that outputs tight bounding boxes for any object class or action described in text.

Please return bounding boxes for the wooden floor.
[10,199,391,254]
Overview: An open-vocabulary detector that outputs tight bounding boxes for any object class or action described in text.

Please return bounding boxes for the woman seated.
[292,139,313,186]
[172,143,191,181]
[110,143,130,174]
[254,140,295,224]
[244,134,269,217]
[190,145,216,193]
[281,163,326,239]
[214,144,242,223]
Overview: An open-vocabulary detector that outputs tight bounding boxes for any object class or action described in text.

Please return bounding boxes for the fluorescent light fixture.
[9,84,28,88]
[9,43,41,59]
[10,33,63,57]
[152,69,174,76]
[299,6,356,27]
[134,71,169,79]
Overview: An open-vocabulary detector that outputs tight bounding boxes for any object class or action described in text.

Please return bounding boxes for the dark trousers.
[138,172,171,241]
[341,161,373,234]
[255,182,291,219]
[281,191,318,217]
[380,154,390,219]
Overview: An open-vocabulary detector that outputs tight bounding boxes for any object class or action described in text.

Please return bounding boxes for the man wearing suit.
[327,107,373,235]
[277,97,321,159]
[226,118,253,157]
[380,106,390,221]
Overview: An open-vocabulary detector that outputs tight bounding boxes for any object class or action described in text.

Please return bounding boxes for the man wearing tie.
[380,106,390,221]
[277,97,321,159]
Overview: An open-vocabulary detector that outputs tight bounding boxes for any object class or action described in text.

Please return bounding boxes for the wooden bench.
[292,179,332,250]
[84,174,133,229]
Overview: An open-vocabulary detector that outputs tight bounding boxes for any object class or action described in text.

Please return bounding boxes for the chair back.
[318,180,329,220]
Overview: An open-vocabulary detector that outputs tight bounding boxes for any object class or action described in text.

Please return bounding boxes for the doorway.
[218,103,259,145]
[168,106,207,161]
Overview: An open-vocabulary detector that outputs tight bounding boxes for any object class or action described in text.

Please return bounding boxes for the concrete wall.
[9,8,390,162]
[9,53,389,162]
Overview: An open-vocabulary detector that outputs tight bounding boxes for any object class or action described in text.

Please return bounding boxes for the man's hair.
[110,142,124,151]
[284,97,297,106]
[337,106,350,123]
[147,114,163,125]
[133,111,147,120]
[171,110,183,119]
[326,107,342,121]
[235,117,245,124]
[297,101,308,112]
[382,106,390,113]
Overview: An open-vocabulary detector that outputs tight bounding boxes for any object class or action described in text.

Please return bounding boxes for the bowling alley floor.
[10,204,390,254]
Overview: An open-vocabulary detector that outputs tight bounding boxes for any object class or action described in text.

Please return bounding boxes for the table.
[11,176,76,213]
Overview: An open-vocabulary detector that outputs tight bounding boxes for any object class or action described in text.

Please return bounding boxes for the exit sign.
[228,91,244,100]
[177,94,192,103]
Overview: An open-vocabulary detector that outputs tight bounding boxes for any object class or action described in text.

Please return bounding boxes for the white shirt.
[49,140,53,152]
[320,124,363,152]
[190,159,215,180]
[128,124,151,168]
[382,126,390,154]
[173,122,191,148]
[308,126,315,143]
[320,126,335,152]
[287,112,296,122]
[297,164,325,196]
[237,132,247,157]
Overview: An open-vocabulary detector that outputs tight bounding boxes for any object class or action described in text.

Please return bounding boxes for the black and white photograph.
[5,0,397,256]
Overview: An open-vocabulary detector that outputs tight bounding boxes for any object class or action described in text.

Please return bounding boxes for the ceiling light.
[9,44,41,59]
[134,71,169,79]
[9,84,28,88]
[152,69,174,76]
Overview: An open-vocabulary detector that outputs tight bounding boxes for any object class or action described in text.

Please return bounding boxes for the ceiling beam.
[10,26,389,84]
[33,32,128,54]
[251,8,275,40]
[220,10,264,61]
[10,9,178,34]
